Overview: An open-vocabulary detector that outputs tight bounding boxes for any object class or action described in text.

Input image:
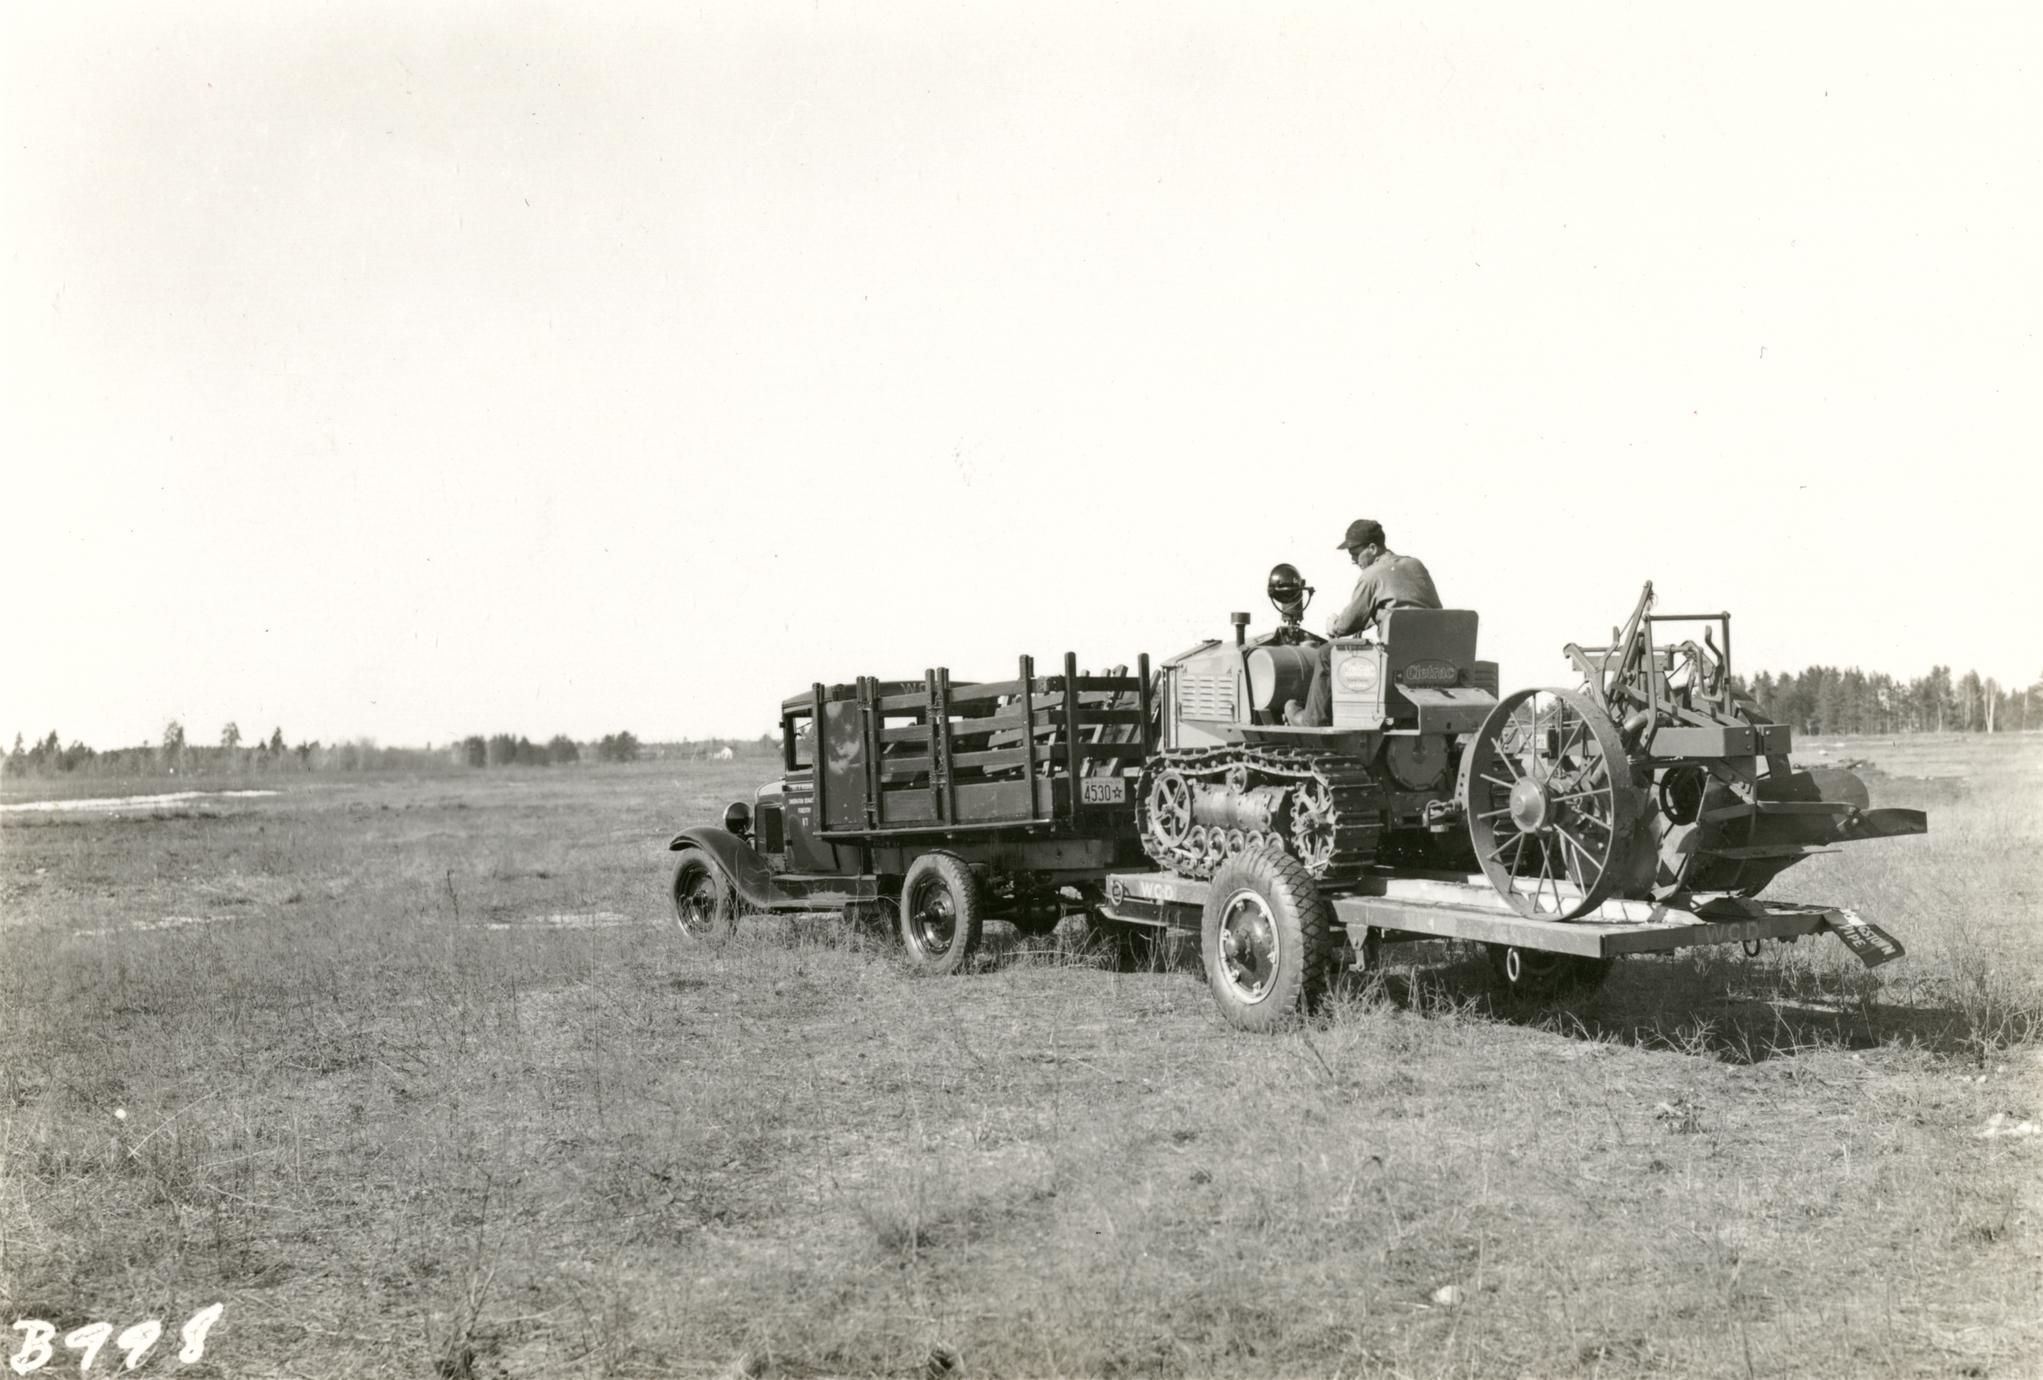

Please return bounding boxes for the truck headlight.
[723,801,752,837]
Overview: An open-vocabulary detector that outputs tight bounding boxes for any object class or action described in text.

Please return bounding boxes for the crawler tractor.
[1141,574,1926,919]
[1138,570,1498,884]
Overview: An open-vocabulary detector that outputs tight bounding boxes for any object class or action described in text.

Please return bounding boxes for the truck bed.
[805,651,1153,839]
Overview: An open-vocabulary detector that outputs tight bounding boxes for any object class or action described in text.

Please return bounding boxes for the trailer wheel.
[670,848,737,940]
[1202,847,1335,1031]
[899,852,984,976]
[1484,944,1613,998]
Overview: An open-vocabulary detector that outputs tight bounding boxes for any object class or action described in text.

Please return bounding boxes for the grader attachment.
[1457,582,1926,919]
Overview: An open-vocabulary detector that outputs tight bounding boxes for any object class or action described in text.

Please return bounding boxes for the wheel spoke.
[1547,715,1588,784]
[1555,824,1602,885]
[1551,781,1610,805]
[1535,842,1558,913]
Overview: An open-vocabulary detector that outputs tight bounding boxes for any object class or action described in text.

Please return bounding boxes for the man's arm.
[1327,569,1380,638]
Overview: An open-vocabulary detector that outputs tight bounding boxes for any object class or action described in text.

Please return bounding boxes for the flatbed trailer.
[1093,858,1905,1027]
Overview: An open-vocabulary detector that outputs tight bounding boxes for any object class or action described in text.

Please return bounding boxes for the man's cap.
[1336,518,1386,551]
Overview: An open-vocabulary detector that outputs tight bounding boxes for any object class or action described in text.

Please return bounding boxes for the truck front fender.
[667,826,874,913]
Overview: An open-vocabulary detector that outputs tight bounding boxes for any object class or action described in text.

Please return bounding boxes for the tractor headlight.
[1335,654,1380,693]
[723,801,752,837]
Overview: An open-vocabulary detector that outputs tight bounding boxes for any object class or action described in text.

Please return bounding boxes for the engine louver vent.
[1180,673,1237,719]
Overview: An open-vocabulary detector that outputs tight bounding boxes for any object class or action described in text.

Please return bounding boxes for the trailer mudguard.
[667,826,875,913]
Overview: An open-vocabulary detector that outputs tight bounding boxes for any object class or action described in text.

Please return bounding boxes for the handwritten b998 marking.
[8,1304,221,1375]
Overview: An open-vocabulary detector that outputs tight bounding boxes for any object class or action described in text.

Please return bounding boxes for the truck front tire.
[670,848,737,940]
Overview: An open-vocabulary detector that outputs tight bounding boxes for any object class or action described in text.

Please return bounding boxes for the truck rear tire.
[899,851,984,976]
[1484,944,1613,998]
[1202,847,1335,1031]
[670,848,737,940]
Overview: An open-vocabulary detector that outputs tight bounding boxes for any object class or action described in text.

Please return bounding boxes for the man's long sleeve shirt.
[1328,551,1442,638]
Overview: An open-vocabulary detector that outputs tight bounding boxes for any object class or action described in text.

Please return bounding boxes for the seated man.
[1285,518,1442,726]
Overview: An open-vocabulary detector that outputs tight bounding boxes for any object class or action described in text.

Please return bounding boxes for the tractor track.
[1136,744,1383,882]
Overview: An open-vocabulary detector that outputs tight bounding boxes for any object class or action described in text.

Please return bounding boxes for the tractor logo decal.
[1400,658,1459,688]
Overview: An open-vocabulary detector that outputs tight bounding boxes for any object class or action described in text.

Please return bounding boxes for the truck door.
[819,695,869,832]
[779,707,837,874]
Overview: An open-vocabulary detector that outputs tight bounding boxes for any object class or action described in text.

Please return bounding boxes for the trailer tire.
[670,848,738,940]
[1202,847,1335,1031]
[899,851,984,977]
[1484,944,1613,999]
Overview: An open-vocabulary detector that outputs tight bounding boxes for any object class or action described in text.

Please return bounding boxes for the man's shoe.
[1282,699,1306,725]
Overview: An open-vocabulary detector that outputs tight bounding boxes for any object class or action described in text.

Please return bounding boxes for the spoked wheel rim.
[672,862,724,938]
[905,876,957,956]
[1144,768,1195,846]
[1290,780,1335,873]
[1215,887,1281,1004]
[1463,688,1642,919]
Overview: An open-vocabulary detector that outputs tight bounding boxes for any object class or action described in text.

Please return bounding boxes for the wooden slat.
[945,706,1031,736]
[879,756,932,783]
[939,668,958,822]
[1020,653,1038,787]
[1137,653,1152,753]
[951,746,1031,773]
[1063,652,1081,805]
[871,787,936,825]
[1077,741,1148,761]
[1074,707,1148,726]
[868,775,1060,828]
[876,688,931,712]
[946,679,1026,706]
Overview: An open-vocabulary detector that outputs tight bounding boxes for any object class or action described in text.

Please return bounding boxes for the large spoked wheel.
[1460,687,1646,920]
[670,848,738,940]
[1485,944,1615,999]
[1142,766,1195,848]
[1201,847,1335,1032]
[899,851,984,977]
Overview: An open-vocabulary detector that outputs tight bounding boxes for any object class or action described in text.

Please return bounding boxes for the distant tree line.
[1741,666,2043,735]
[452,731,637,767]
[2,720,461,780]
[4,719,777,780]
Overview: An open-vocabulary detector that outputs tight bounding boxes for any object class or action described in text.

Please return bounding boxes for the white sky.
[4,3,2038,748]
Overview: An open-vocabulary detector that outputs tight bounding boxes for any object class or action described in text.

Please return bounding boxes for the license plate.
[1081,778,1127,804]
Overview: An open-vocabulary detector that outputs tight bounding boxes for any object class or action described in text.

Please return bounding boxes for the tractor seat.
[1379,607,1480,670]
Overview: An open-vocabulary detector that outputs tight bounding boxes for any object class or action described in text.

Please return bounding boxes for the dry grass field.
[3,736,2040,1378]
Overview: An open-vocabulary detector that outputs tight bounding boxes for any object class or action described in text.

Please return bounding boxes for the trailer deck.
[1098,867,1906,968]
